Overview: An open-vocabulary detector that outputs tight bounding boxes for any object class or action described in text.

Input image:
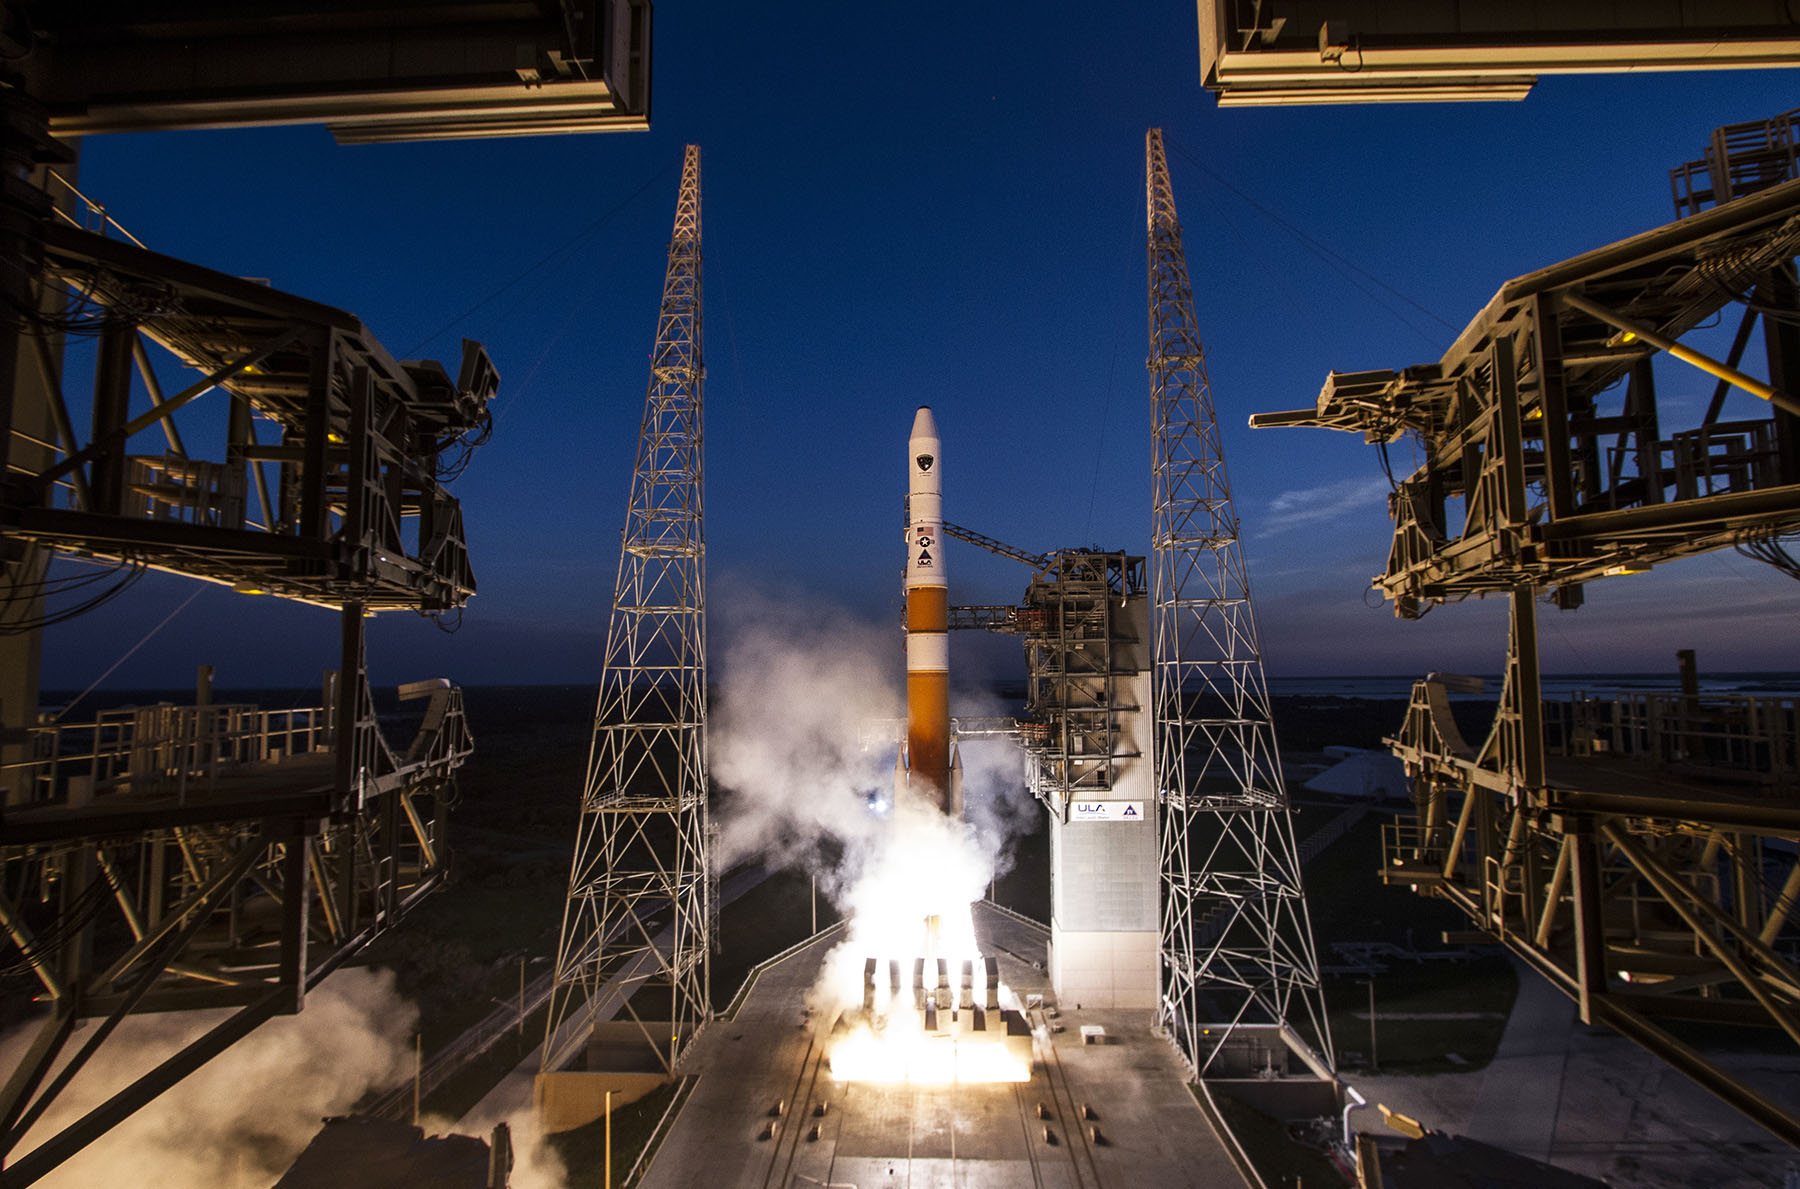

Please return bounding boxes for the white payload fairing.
[898,406,963,816]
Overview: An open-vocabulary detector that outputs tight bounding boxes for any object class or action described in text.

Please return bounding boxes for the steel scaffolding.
[1145,129,1333,1075]
[542,145,712,1078]
[1253,112,1800,1141]
[1018,552,1146,812]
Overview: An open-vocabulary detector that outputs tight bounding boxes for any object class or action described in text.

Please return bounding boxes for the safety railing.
[4,702,330,806]
[126,455,247,527]
[44,169,150,248]
[1545,692,1800,792]
[1670,107,1799,217]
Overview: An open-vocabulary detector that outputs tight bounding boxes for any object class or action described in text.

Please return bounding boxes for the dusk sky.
[38,3,1800,693]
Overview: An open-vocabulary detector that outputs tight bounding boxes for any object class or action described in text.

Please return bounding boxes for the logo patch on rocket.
[916,454,934,473]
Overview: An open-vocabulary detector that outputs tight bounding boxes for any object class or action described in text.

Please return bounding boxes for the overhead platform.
[21,1,651,142]
[1197,2,1800,107]
[0,672,472,1182]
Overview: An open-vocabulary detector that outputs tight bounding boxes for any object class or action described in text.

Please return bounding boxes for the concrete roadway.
[640,903,1249,1189]
[1346,954,1800,1188]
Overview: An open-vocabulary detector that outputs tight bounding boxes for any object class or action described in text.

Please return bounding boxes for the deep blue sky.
[39,3,1800,693]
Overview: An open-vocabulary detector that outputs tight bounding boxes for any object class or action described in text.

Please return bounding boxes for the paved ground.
[457,867,772,1131]
[641,903,1250,1189]
[1464,955,1573,1164]
[1346,957,1800,1188]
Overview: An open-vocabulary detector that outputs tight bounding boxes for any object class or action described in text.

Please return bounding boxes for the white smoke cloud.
[711,596,1036,897]
[709,593,1039,1029]
[5,966,417,1187]
[710,597,903,878]
[958,731,1038,886]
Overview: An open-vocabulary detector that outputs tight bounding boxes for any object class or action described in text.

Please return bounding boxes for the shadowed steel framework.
[1252,110,1800,1145]
[541,145,713,1081]
[0,196,492,1185]
[1145,128,1333,1076]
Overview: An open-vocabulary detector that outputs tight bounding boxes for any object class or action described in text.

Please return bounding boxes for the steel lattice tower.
[542,145,712,1077]
[1145,129,1333,1075]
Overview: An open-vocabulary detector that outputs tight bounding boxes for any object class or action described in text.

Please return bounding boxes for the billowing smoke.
[710,598,906,878]
[711,596,1034,895]
[710,594,1037,1031]
[3,965,574,1187]
[960,734,1040,886]
[5,966,415,1187]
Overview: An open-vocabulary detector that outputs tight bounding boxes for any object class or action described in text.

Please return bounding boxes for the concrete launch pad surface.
[641,902,1248,1189]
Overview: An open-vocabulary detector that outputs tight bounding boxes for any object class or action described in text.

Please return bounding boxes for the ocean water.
[1268,672,1800,700]
[39,672,1800,719]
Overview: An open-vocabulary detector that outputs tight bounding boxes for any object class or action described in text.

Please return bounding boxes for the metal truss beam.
[1,201,498,614]
[1257,113,1800,1139]
[1144,129,1332,1077]
[1383,591,1800,1145]
[1018,551,1145,812]
[1253,176,1800,615]
[941,521,1052,570]
[543,145,712,1080]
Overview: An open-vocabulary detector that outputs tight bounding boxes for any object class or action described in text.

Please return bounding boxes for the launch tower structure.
[541,145,712,1084]
[1144,129,1333,1075]
[1251,109,1800,1144]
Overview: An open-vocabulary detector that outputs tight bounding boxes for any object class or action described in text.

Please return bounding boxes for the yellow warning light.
[328,432,346,444]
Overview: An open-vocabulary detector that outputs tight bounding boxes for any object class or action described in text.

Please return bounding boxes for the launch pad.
[638,902,1252,1189]
[825,954,1034,1085]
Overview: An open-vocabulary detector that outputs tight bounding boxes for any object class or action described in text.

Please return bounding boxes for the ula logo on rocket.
[916,454,934,473]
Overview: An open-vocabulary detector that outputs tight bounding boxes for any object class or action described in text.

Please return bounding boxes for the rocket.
[899,406,963,817]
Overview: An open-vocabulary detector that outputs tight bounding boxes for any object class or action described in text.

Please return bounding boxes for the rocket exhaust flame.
[816,791,1032,1086]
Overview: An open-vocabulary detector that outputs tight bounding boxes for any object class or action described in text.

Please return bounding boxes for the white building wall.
[1047,604,1158,1009]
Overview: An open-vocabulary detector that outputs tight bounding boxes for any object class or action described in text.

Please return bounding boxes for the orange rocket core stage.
[905,586,952,811]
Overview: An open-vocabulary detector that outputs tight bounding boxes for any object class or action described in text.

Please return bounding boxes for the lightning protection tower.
[541,145,711,1097]
[1145,128,1333,1076]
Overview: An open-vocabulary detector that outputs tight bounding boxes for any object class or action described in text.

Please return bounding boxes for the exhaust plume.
[711,594,1038,1080]
[6,966,416,1187]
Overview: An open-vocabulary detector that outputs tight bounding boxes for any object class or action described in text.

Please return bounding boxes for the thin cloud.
[1260,476,1391,533]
